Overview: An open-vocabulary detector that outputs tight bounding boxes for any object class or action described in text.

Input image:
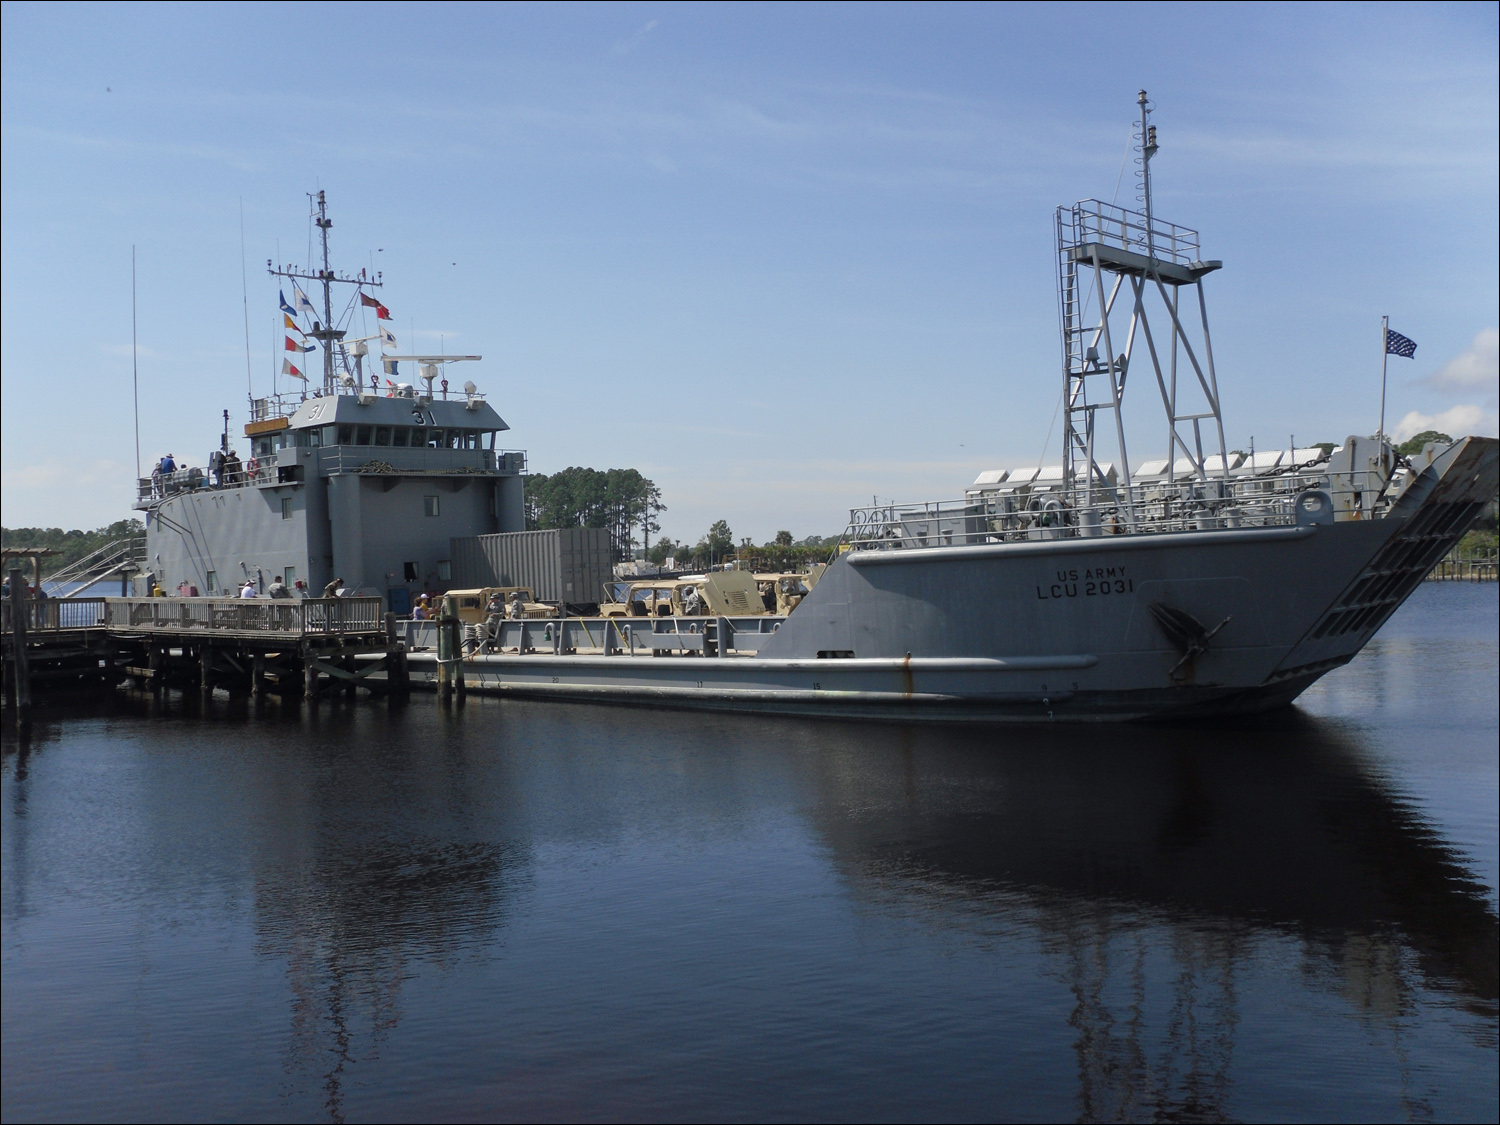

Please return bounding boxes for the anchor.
[1149,601,1232,682]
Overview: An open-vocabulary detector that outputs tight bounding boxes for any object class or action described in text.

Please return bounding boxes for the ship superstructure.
[136,193,525,609]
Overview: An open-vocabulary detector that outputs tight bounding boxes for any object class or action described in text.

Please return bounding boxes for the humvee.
[753,564,827,615]
[447,587,557,622]
[598,569,767,617]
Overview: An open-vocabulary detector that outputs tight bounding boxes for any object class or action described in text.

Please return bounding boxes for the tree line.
[0,520,146,578]
[647,526,840,571]
[524,467,665,561]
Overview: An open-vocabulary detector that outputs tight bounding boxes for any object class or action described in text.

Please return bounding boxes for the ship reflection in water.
[2,584,1495,1123]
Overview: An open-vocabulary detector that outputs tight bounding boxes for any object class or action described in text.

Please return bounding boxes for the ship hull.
[405,437,1496,722]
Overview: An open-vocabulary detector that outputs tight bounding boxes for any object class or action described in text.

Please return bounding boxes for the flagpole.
[1378,315,1389,453]
[132,245,141,482]
[240,199,254,409]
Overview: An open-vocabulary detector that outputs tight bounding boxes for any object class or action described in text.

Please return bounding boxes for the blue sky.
[3,2,1496,542]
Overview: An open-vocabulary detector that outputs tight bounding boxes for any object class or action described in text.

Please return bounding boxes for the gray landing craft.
[140,95,1498,721]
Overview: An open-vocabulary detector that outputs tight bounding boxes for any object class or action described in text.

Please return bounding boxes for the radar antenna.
[1055,91,1228,528]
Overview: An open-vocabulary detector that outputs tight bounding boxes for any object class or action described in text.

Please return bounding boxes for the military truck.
[447,587,558,622]
[753,565,826,615]
[598,569,766,617]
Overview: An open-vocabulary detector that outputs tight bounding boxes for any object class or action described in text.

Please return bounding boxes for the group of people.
[150,448,250,498]
[230,576,345,599]
[0,574,47,601]
[206,448,246,488]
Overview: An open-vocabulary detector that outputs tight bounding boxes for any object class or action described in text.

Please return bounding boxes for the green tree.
[1397,430,1452,457]
[648,536,679,566]
[704,520,733,565]
[0,519,145,578]
[523,466,663,560]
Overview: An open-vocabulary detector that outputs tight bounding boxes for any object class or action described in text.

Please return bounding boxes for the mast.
[316,191,335,388]
[267,191,381,399]
[1138,90,1158,258]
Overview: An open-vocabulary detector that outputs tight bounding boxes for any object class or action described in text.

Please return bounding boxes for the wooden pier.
[3,594,409,715]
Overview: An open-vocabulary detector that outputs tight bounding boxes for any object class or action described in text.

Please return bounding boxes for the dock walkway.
[3,595,408,704]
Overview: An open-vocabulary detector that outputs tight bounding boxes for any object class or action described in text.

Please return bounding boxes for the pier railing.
[102,597,385,637]
[2,598,108,633]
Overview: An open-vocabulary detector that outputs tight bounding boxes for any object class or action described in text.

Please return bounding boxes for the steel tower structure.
[1055,91,1229,527]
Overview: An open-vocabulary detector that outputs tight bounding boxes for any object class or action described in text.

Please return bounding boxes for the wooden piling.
[7,567,31,730]
[436,605,453,700]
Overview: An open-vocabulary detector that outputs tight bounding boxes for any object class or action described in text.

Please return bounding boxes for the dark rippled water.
[3,582,1496,1123]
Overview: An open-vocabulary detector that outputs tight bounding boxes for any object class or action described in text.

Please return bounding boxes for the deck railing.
[102,597,385,636]
[843,468,1394,550]
[1,598,109,633]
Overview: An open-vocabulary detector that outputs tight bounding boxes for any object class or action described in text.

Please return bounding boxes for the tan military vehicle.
[753,564,826,615]
[447,587,557,622]
[598,569,767,617]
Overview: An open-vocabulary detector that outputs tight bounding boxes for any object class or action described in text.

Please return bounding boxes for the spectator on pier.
[322,577,345,599]
[268,575,291,599]
[412,596,431,621]
[239,579,257,599]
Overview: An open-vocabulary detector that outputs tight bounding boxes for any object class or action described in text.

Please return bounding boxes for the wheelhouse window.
[337,425,353,444]
[391,427,409,447]
[374,426,391,446]
[356,426,372,446]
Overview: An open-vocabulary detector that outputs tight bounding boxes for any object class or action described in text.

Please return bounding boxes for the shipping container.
[450,528,614,605]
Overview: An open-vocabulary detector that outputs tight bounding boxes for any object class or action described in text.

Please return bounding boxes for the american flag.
[1385,328,1417,358]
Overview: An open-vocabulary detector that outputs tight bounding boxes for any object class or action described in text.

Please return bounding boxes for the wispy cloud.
[1421,328,1499,398]
[1394,404,1497,442]
[612,19,659,56]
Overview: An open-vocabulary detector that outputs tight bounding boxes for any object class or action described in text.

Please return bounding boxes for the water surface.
[3,582,1496,1122]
